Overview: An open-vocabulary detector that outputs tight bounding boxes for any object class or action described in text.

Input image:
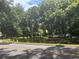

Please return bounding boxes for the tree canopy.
[0,0,79,38]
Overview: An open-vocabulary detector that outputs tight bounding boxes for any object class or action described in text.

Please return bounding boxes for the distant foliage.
[0,0,79,43]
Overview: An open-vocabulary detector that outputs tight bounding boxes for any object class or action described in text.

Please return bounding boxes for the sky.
[13,0,42,10]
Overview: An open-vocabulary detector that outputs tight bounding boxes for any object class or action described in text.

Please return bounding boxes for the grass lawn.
[0,39,79,47]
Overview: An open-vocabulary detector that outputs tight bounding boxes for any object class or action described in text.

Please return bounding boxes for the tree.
[68,0,79,36]
[0,1,22,38]
[39,0,73,37]
[20,6,40,37]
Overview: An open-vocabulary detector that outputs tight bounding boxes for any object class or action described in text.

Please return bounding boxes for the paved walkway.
[0,43,79,59]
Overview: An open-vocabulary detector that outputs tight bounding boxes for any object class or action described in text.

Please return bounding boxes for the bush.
[12,37,79,44]
[64,38,79,44]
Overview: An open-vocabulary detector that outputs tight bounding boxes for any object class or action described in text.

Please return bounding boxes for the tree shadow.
[0,43,12,45]
[22,45,79,59]
[0,48,17,59]
[0,45,79,59]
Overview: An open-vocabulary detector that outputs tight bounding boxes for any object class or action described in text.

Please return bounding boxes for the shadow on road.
[0,45,79,59]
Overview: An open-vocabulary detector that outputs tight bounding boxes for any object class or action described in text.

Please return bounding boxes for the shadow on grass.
[0,45,79,59]
[0,43,12,45]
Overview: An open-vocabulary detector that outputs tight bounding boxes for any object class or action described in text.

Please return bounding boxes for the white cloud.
[13,0,31,5]
[24,4,37,10]
[13,0,37,10]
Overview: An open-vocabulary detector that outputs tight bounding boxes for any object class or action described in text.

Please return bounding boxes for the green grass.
[1,39,79,47]
[0,39,14,43]
[15,42,79,47]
